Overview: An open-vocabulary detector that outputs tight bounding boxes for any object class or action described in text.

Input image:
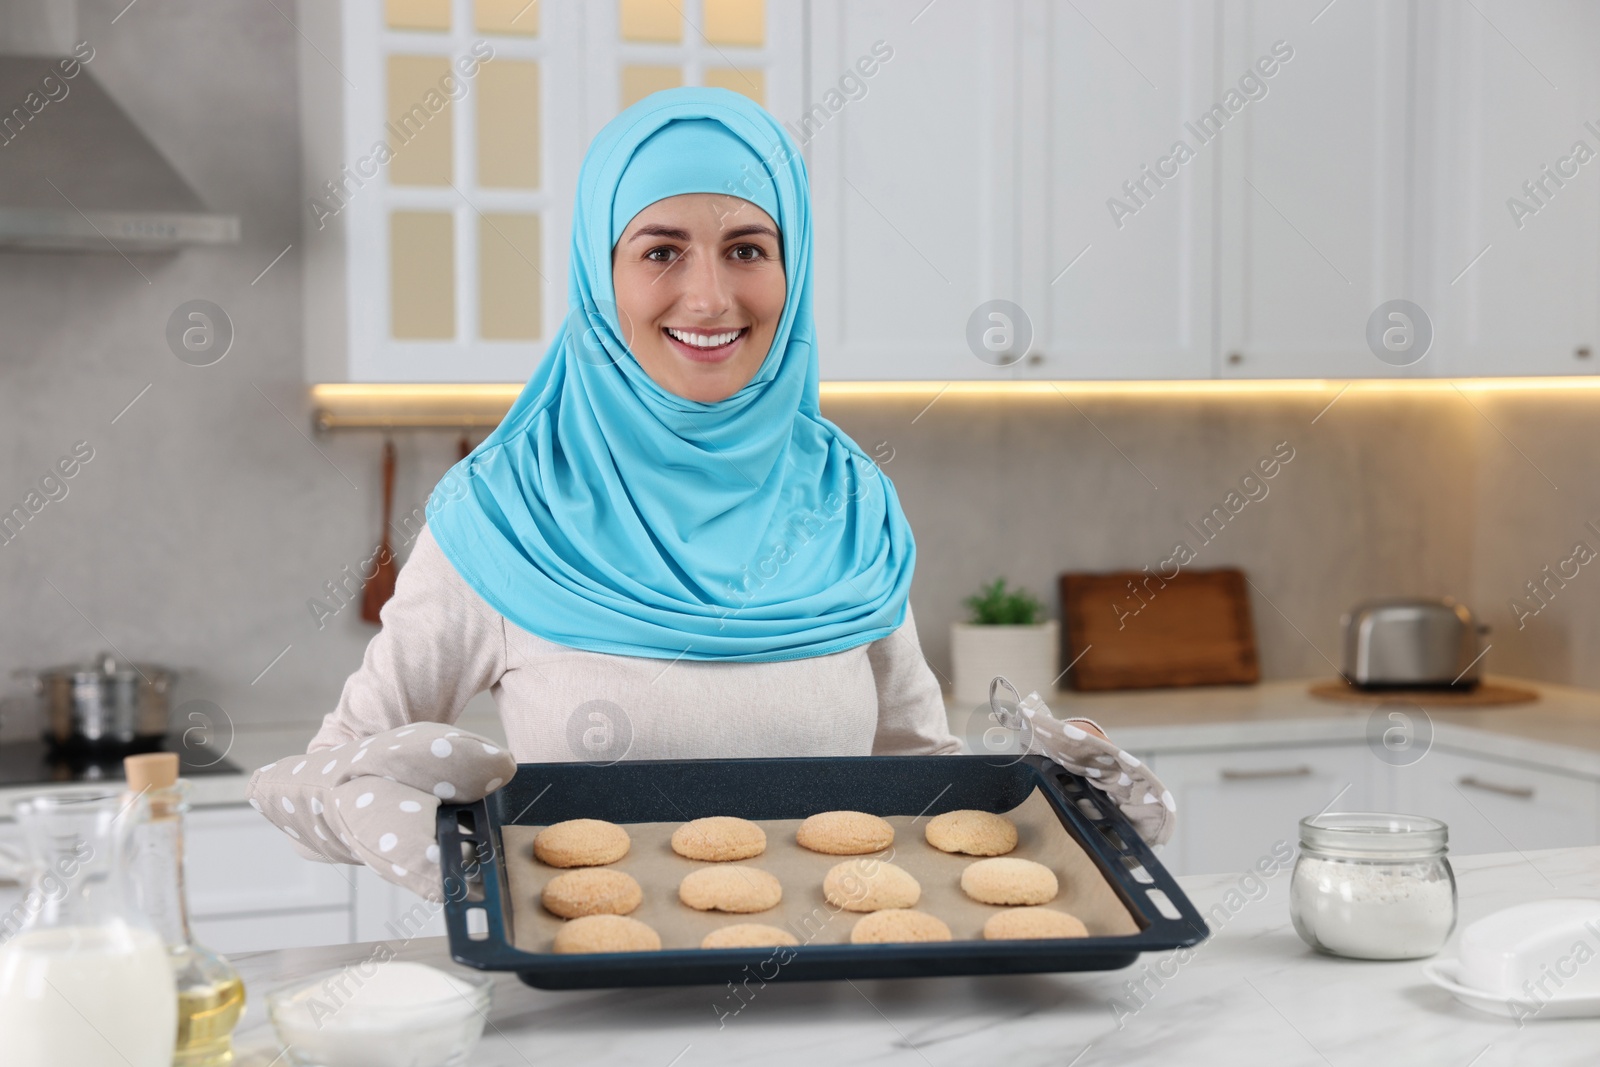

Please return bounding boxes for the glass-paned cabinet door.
[587,0,802,134]
[301,0,799,383]
[368,0,578,381]
[303,0,586,382]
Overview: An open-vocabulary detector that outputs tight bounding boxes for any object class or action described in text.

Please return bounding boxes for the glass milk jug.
[0,787,178,1066]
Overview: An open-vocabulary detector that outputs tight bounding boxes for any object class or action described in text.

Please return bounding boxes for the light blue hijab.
[426,87,916,662]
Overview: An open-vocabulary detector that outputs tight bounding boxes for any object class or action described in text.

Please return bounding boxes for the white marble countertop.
[950,675,1600,779]
[8,674,1600,814]
[0,710,511,813]
[216,844,1600,1066]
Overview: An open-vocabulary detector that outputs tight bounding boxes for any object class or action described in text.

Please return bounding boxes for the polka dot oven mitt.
[989,677,1177,848]
[246,722,516,903]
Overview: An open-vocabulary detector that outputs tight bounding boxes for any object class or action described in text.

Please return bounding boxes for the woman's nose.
[678,248,732,316]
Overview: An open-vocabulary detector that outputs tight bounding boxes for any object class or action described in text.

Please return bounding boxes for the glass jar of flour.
[1290,812,1457,960]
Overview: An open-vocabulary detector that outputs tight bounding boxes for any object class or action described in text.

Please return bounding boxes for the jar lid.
[1299,811,1448,857]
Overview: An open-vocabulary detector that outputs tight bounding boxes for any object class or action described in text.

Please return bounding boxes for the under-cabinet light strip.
[309,377,1600,429]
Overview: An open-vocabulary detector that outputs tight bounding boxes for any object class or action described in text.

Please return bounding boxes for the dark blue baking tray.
[437,754,1208,989]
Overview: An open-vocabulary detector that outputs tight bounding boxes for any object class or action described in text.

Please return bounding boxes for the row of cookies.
[531,807,1019,868]
[529,809,1088,953]
[531,807,1018,869]
[554,904,1086,952]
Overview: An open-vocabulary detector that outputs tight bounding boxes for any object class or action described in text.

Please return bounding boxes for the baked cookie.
[532,818,631,868]
[850,909,952,944]
[983,907,1089,940]
[552,914,661,954]
[671,816,767,862]
[822,859,921,912]
[541,868,643,918]
[924,809,1018,856]
[959,857,1059,906]
[678,866,783,913]
[796,811,895,855]
[701,923,800,949]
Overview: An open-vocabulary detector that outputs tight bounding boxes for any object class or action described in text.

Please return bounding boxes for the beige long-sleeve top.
[303,526,964,760]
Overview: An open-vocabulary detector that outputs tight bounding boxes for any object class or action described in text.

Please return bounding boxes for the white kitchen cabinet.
[1154,743,1378,876]
[1015,0,1216,381]
[1392,748,1600,857]
[0,803,355,954]
[810,0,1215,382]
[185,805,355,916]
[805,0,1023,380]
[1147,739,1600,876]
[1416,0,1600,378]
[301,0,802,384]
[300,0,579,383]
[293,2,1600,386]
[353,862,447,943]
[180,805,357,953]
[0,820,22,920]
[1215,0,1420,379]
[191,909,353,956]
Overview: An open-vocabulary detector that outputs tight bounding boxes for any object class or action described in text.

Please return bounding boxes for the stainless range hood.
[0,0,239,251]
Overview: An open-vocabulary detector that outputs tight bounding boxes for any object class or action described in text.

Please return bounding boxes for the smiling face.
[611,193,786,403]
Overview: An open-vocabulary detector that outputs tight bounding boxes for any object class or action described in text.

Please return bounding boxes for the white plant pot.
[950,621,1060,706]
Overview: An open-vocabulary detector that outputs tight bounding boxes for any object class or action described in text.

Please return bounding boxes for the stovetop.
[0,735,243,786]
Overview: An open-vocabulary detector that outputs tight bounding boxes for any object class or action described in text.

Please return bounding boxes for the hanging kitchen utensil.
[458,434,472,461]
[360,439,399,625]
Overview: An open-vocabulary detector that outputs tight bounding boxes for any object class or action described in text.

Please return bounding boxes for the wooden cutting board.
[1058,567,1260,691]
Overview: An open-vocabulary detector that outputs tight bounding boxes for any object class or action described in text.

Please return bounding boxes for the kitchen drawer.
[191,908,352,955]
[185,805,354,916]
[1392,750,1600,856]
[0,821,22,918]
[1156,744,1378,876]
[353,864,445,943]
[2,806,352,934]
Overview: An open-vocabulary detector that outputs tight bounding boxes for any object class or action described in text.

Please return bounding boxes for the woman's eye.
[645,246,678,263]
[731,244,764,261]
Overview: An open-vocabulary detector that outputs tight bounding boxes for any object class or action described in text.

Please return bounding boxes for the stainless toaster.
[1340,598,1484,688]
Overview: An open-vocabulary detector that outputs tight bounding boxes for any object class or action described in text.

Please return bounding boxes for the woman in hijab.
[311,87,964,761]
[248,88,1121,900]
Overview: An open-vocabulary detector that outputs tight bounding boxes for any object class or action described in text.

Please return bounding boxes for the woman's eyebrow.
[628,224,691,243]
[627,223,780,243]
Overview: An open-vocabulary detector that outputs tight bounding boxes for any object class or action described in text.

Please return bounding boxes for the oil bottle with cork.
[125,752,246,1066]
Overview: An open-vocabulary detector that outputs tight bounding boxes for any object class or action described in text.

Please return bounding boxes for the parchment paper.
[501,787,1140,952]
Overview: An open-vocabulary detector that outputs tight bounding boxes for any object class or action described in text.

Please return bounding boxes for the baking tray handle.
[1029,757,1209,944]
[437,800,530,970]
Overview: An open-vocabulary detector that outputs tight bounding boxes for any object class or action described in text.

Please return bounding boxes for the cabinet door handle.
[1220,765,1313,781]
[1458,775,1534,800]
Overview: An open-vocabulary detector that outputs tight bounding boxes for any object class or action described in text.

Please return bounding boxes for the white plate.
[1424,959,1600,1020]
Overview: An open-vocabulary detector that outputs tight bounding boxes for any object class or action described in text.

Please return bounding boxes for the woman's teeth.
[666,327,743,348]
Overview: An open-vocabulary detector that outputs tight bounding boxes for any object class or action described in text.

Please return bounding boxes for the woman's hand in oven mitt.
[988,677,1177,848]
[245,722,515,903]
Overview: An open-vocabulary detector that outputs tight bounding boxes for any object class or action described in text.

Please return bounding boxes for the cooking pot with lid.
[17,653,176,751]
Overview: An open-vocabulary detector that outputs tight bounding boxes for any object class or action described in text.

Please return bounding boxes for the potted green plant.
[950,578,1059,704]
